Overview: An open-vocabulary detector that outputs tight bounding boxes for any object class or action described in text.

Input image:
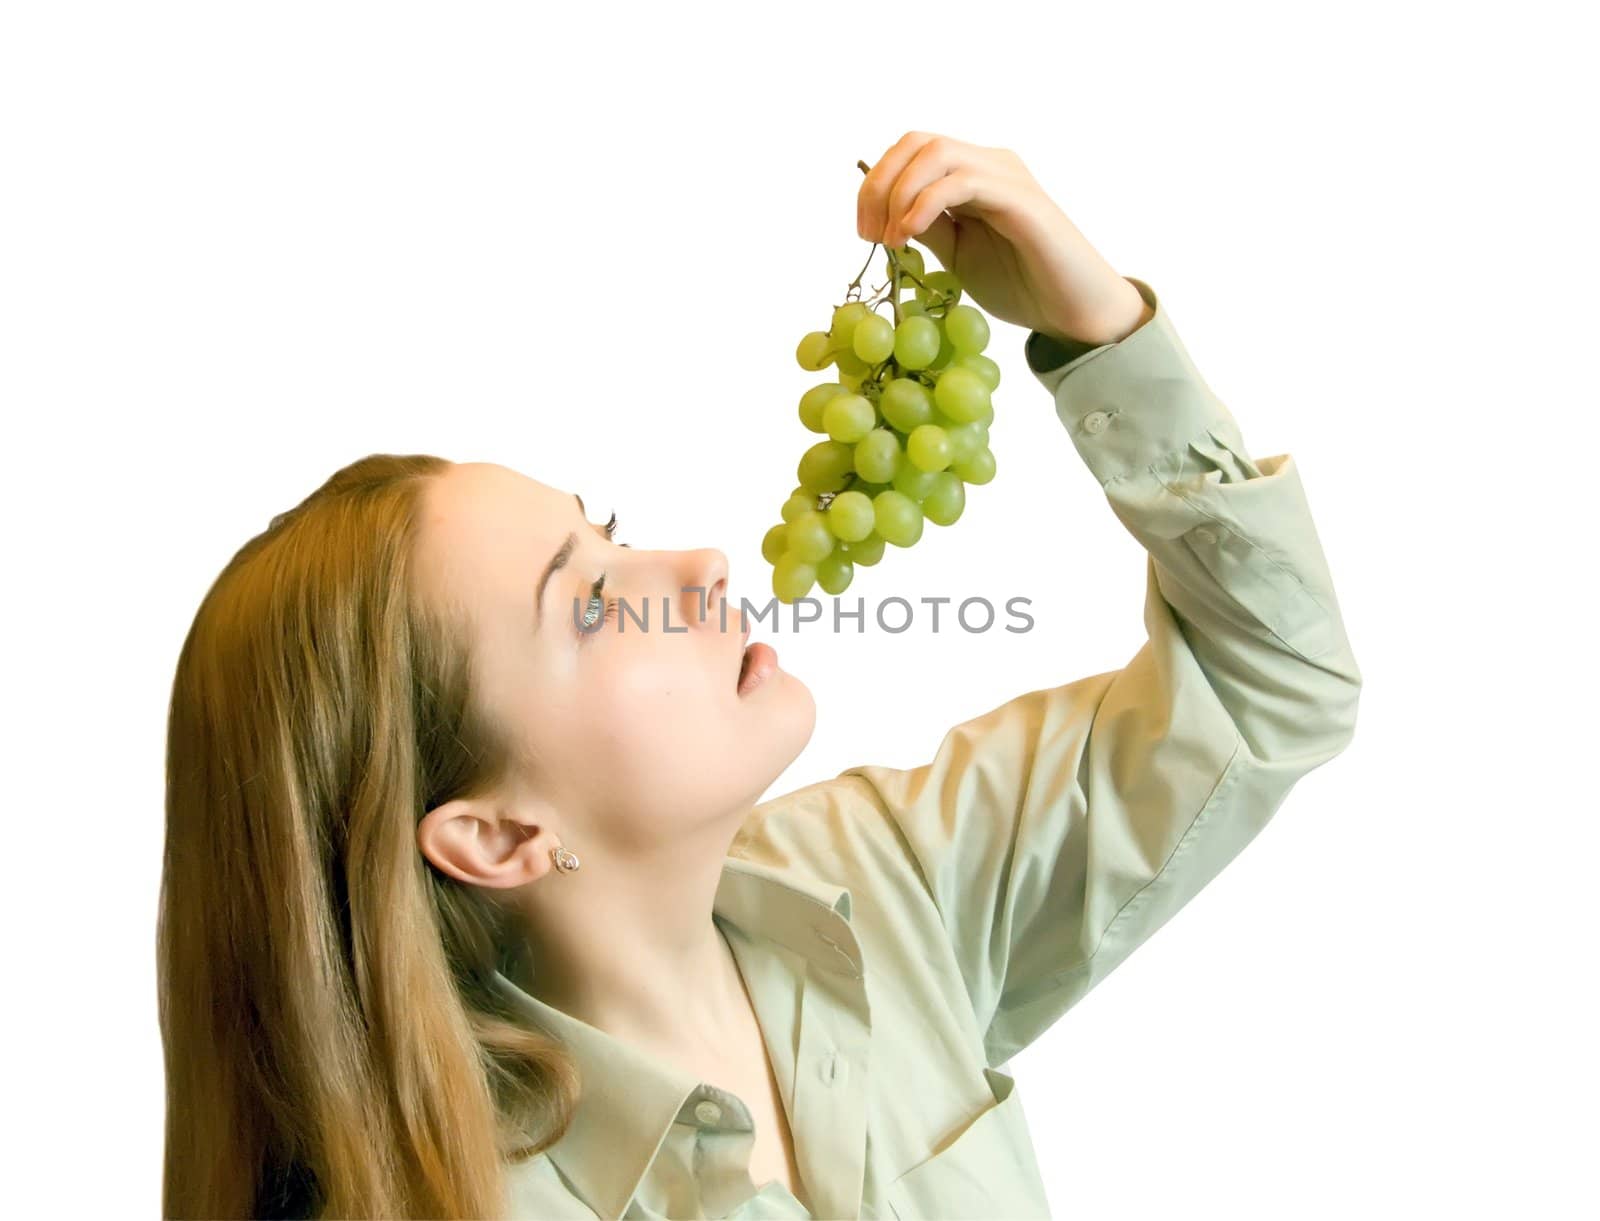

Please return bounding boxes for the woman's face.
[412,462,815,857]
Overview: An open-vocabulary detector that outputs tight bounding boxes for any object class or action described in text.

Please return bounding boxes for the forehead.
[433,462,564,521]
[415,462,579,597]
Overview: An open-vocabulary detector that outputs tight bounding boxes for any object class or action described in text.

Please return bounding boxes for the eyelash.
[581,579,618,634]
[580,512,628,636]
[605,512,632,548]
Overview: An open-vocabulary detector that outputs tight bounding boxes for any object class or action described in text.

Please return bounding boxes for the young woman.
[157,131,1362,1219]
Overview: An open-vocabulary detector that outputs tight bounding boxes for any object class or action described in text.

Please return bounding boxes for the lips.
[724,589,772,695]
[737,641,778,696]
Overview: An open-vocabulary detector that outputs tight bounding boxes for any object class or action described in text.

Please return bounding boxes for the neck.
[508,819,752,1060]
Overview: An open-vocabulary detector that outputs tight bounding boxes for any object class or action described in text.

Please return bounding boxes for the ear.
[416,795,552,890]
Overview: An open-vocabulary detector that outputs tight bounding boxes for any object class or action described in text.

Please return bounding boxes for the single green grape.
[952,446,997,485]
[822,393,875,444]
[840,532,886,566]
[838,367,867,391]
[915,270,963,308]
[898,296,928,318]
[945,420,986,464]
[761,523,790,563]
[816,550,854,595]
[854,428,901,483]
[799,382,847,433]
[879,377,934,433]
[797,440,855,493]
[891,462,939,501]
[787,509,835,562]
[772,553,817,603]
[885,245,925,281]
[907,424,953,472]
[932,366,991,423]
[852,313,896,364]
[796,331,833,371]
[892,315,941,370]
[825,490,875,541]
[921,472,966,526]
[943,304,990,354]
[872,489,925,547]
[780,492,813,523]
[951,351,1001,392]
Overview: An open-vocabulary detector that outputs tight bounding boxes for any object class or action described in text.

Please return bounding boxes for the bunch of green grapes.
[763,240,1001,603]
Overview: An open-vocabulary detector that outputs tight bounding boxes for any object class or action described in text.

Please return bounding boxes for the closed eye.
[577,512,627,639]
[577,570,616,637]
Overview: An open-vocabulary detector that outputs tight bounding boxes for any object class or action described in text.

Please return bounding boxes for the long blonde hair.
[157,453,578,1219]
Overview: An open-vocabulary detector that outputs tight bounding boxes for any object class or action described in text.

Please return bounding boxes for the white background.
[3,2,1595,1217]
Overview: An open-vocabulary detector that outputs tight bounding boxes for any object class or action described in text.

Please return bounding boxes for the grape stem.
[817,472,858,512]
[855,157,946,307]
[845,245,877,303]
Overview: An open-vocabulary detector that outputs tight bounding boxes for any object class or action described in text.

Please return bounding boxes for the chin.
[748,670,816,759]
[777,674,818,756]
[745,682,816,806]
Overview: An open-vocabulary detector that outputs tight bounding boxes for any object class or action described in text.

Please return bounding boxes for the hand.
[857,131,1152,348]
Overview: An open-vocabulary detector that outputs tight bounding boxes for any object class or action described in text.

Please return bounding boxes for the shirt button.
[694,1099,722,1126]
[1192,526,1218,545]
[1082,410,1109,434]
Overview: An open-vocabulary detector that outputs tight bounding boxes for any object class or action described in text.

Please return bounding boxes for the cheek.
[559,701,733,836]
[601,631,728,709]
[579,638,722,731]
[576,643,740,785]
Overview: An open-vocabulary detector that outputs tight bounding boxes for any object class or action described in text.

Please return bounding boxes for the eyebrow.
[534,493,592,632]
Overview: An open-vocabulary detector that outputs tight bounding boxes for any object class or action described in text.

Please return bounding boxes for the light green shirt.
[490,276,1363,1220]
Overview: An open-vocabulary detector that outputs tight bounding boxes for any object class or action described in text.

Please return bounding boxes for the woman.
[158,131,1362,1219]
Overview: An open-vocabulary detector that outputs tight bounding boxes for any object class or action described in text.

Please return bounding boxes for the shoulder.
[731,773,939,931]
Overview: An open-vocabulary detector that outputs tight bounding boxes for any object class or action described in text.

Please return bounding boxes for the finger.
[883,140,969,245]
[858,130,944,245]
[891,168,988,252]
[897,164,1021,258]
[905,209,957,271]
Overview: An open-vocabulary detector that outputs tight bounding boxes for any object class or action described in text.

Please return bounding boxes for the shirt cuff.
[1024,276,1242,488]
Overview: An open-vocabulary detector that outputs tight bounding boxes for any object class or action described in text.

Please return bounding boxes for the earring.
[550,844,581,874]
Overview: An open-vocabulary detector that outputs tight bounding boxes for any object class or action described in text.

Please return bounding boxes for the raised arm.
[837,134,1360,1065]
[840,270,1361,1066]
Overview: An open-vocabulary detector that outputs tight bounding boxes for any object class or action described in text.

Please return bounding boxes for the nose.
[678,548,730,632]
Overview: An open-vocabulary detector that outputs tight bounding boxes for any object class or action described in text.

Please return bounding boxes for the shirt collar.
[487,853,858,1219]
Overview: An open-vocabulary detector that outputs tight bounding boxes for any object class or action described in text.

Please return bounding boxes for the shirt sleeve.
[837,275,1363,1069]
